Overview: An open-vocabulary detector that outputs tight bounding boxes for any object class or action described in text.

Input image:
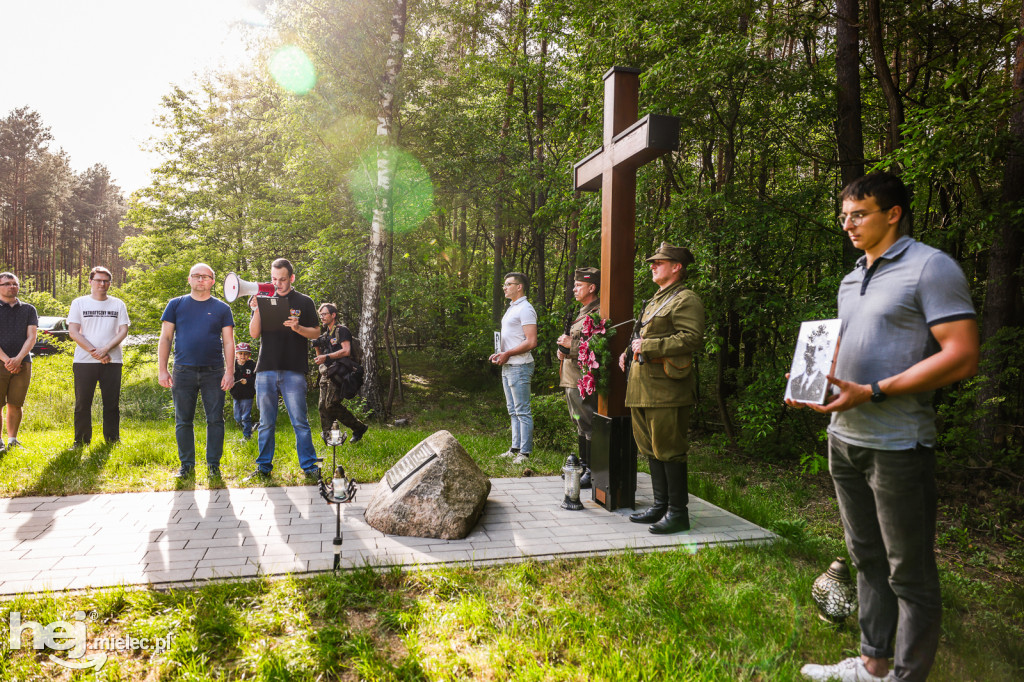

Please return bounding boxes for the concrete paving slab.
[0,474,775,595]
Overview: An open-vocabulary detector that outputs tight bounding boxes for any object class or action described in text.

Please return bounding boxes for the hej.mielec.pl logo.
[7,610,174,671]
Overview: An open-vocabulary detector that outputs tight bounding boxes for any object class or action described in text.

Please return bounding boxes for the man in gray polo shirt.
[789,172,979,682]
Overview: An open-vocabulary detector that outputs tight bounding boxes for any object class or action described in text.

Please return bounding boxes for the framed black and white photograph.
[785,319,842,404]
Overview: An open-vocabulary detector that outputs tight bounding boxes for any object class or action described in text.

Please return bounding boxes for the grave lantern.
[812,557,858,623]
[561,455,584,511]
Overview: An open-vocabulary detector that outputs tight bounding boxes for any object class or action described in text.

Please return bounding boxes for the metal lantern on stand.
[317,421,358,570]
[560,455,584,511]
[812,557,858,623]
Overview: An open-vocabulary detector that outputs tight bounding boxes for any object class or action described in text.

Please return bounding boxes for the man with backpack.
[314,302,368,444]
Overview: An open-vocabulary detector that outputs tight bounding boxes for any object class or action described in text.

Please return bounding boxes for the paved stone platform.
[0,475,775,596]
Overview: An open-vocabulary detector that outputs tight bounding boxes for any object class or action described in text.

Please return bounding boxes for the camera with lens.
[313,332,335,356]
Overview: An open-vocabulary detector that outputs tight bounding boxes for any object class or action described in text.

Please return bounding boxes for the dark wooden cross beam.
[573,66,679,418]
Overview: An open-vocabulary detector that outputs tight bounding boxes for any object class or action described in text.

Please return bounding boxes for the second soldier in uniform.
[556,267,601,488]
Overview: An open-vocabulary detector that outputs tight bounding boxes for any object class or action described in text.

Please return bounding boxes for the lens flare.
[269,45,316,95]
[346,147,434,235]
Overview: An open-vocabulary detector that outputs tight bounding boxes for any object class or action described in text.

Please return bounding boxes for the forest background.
[2,0,1022,525]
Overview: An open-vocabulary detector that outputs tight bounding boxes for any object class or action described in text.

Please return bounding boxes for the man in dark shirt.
[0,272,38,452]
[314,302,368,445]
[247,258,320,481]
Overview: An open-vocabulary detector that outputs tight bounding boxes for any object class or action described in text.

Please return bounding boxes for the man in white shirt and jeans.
[489,271,538,464]
[68,266,130,445]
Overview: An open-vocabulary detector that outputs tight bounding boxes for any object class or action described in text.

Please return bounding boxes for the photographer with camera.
[314,303,368,445]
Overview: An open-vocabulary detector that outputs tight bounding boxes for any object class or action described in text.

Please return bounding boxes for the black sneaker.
[208,467,222,478]
[244,469,271,483]
[349,424,369,444]
[173,467,195,479]
[303,467,322,484]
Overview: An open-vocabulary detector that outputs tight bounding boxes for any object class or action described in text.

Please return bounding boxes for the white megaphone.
[224,272,275,302]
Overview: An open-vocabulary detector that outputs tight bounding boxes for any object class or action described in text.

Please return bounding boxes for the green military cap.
[645,241,695,266]
[574,267,600,286]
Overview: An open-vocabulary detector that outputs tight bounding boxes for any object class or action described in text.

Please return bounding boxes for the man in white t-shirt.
[488,271,538,465]
[68,266,130,445]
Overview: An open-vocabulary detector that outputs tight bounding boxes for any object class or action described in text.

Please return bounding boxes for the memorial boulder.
[364,430,490,540]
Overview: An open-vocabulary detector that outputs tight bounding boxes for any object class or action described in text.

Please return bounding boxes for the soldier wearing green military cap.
[556,266,601,487]
[618,242,705,534]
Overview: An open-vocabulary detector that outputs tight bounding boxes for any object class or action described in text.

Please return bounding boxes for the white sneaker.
[6,438,23,450]
[801,657,893,681]
[512,453,530,465]
[498,449,518,459]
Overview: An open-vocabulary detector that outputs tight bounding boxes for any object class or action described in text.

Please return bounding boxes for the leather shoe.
[630,504,667,524]
[244,469,271,483]
[579,466,592,489]
[649,510,690,534]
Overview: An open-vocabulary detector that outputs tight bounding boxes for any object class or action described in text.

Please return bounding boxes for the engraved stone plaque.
[384,440,438,491]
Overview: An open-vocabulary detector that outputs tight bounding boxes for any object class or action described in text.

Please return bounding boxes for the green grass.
[2,349,1022,680]
[1,546,1021,680]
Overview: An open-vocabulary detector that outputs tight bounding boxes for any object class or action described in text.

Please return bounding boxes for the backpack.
[348,334,363,363]
[326,356,364,400]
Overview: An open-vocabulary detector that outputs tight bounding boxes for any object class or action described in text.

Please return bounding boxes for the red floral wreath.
[577,313,615,397]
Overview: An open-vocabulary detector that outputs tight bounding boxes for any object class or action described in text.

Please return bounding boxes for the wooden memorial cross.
[572,66,679,510]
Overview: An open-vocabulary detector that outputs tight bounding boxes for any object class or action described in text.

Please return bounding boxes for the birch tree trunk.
[358,0,407,418]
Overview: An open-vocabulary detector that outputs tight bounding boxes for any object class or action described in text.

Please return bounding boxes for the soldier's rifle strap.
[640,288,686,329]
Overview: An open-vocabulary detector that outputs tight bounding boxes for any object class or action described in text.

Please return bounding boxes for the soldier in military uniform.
[618,243,705,534]
[556,267,601,488]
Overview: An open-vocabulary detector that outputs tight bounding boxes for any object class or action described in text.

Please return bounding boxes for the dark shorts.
[0,363,32,407]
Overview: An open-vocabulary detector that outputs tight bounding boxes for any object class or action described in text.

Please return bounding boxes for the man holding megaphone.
[245,258,321,483]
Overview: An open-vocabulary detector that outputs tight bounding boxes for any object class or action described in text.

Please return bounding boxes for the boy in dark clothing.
[231,342,257,440]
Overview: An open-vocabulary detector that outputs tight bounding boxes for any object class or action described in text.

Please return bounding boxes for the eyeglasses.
[92,279,111,284]
[190,274,214,281]
[318,311,333,317]
[837,208,890,228]
[502,283,519,289]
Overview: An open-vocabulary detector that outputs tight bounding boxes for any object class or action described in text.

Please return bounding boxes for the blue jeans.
[233,398,254,439]
[255,370,318,473]
[171,365,225,470]
[501,362,534,453]
[829,436,941,682]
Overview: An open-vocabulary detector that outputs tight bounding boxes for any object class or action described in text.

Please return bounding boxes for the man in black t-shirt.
[246,258,320,481]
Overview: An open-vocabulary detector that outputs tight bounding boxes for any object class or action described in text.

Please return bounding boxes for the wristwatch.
[870,381,887,403]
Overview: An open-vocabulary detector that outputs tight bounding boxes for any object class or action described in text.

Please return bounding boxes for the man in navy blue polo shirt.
[0,272,37,452]
[790,173,979,682]
[158,263,235,480]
